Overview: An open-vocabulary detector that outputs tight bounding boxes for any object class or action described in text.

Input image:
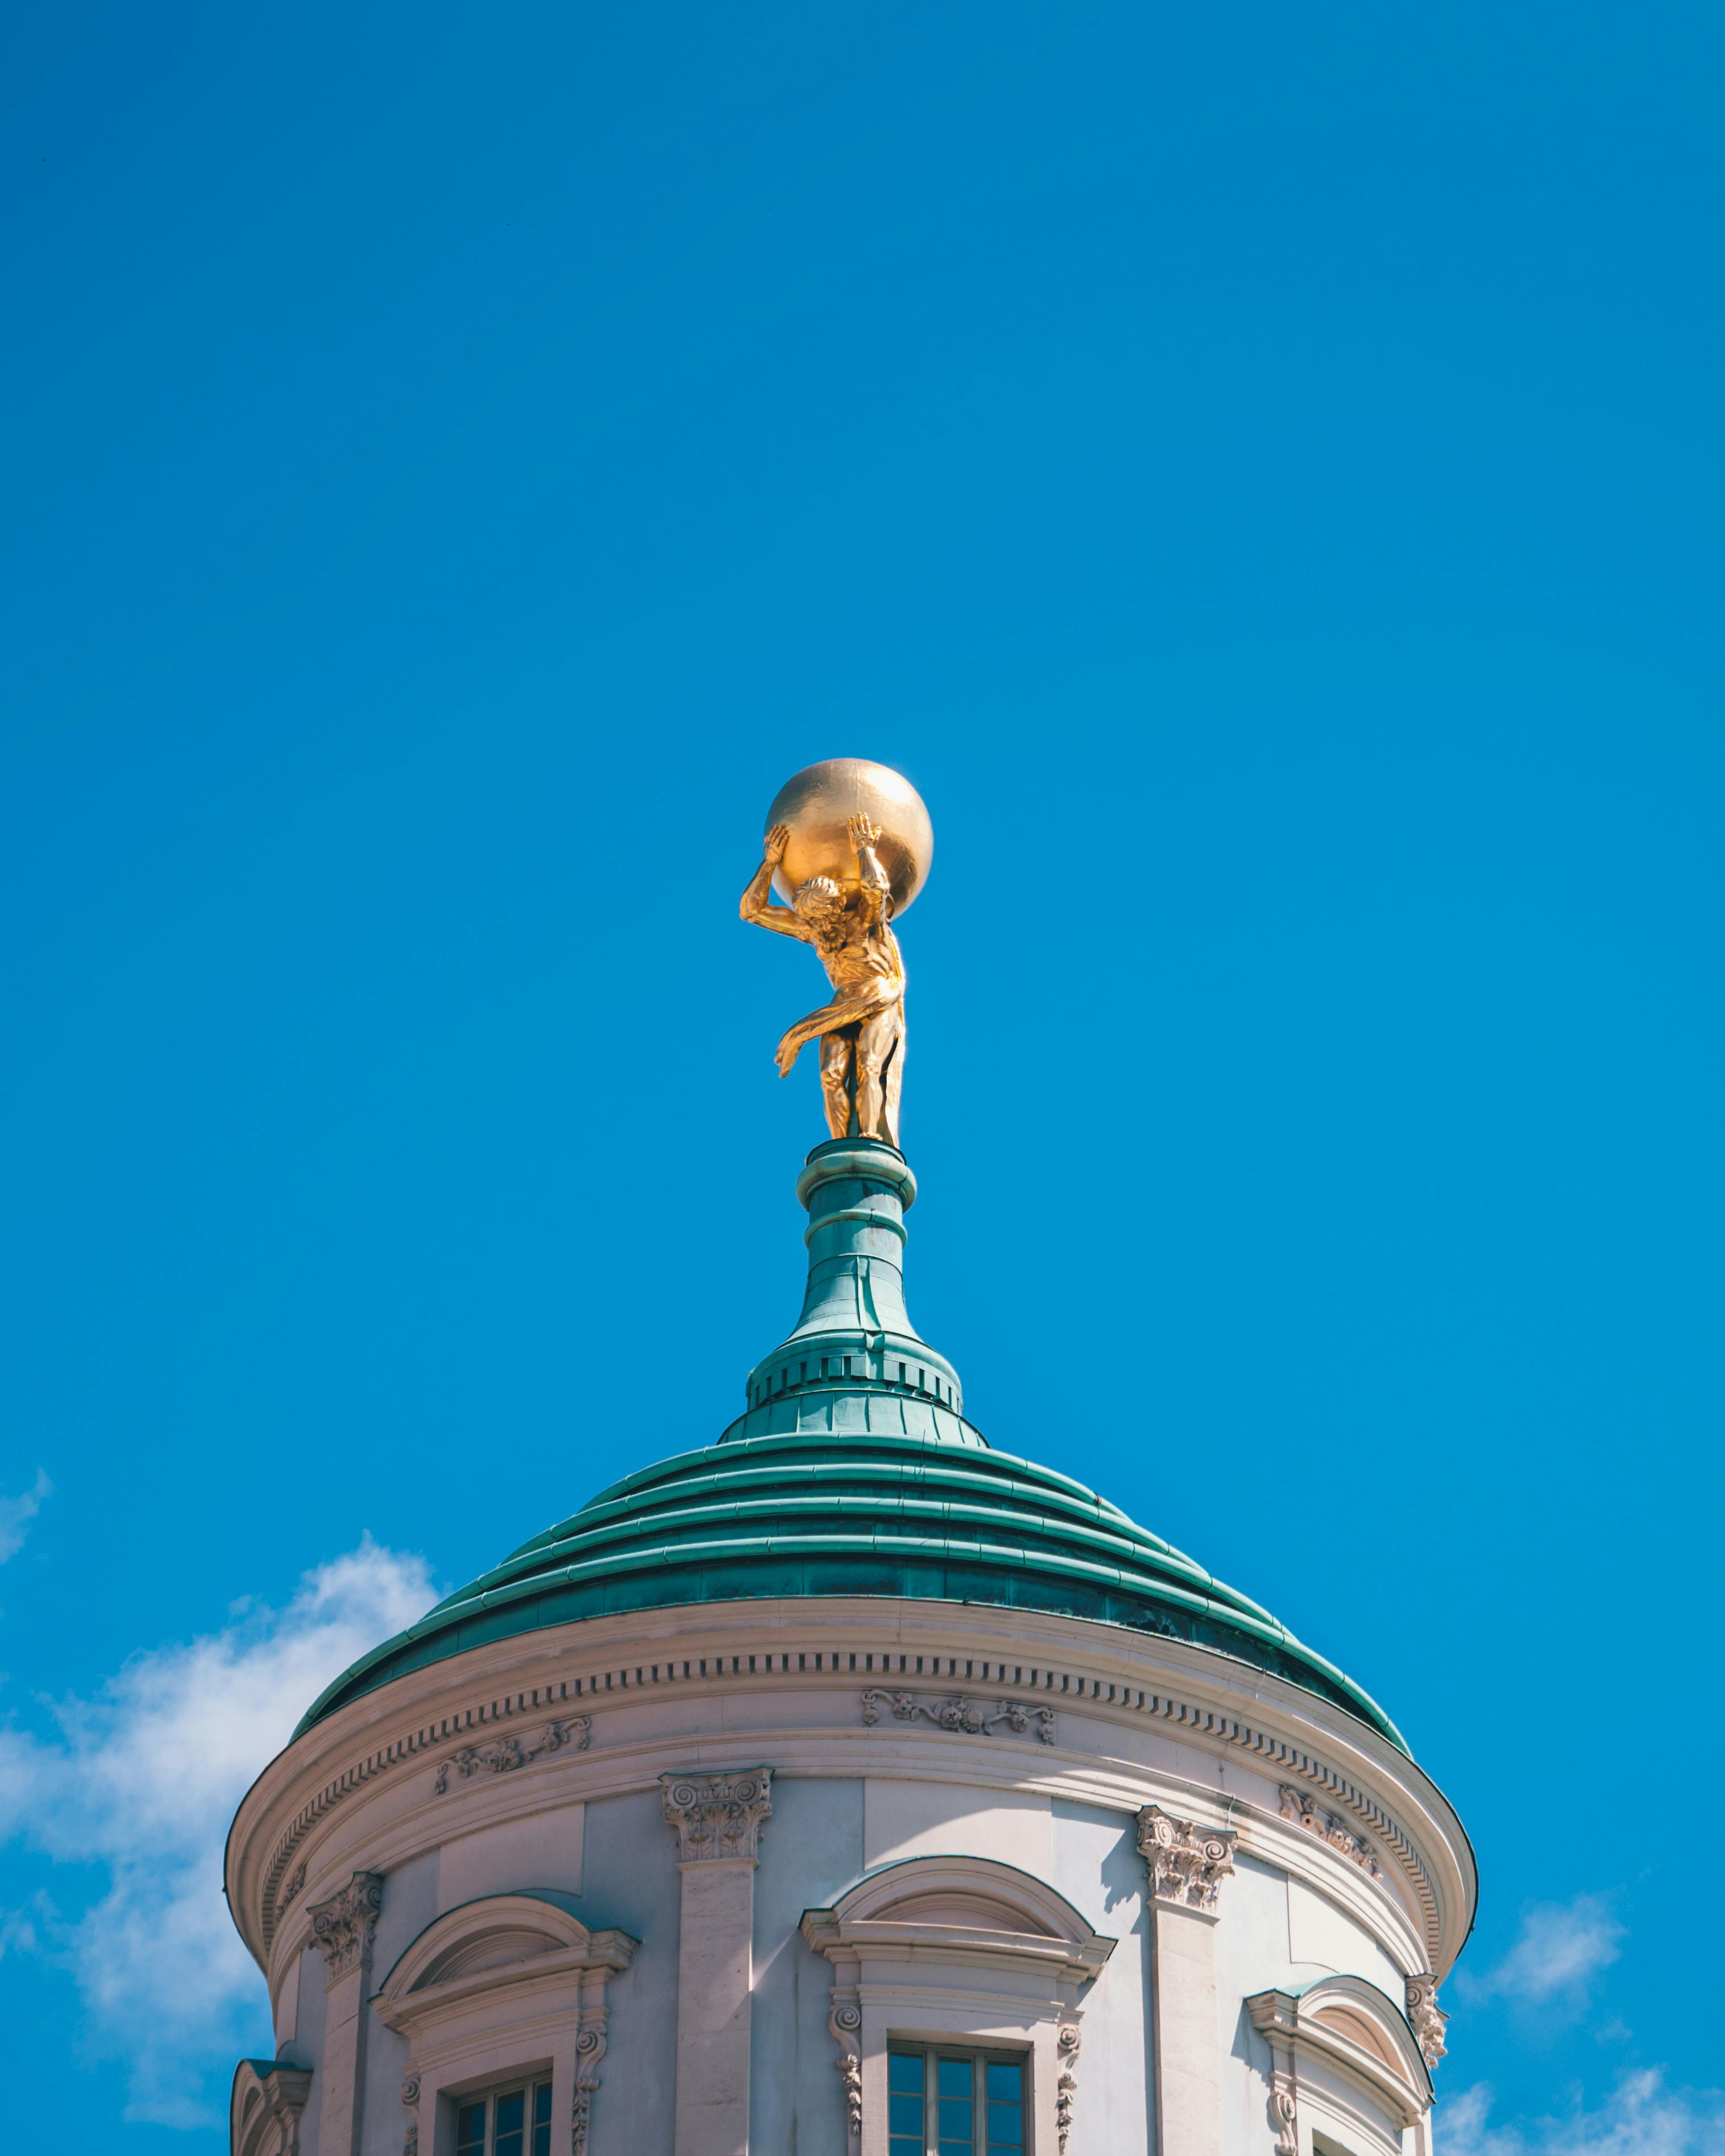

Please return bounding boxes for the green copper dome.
[299,1141,1404,1751]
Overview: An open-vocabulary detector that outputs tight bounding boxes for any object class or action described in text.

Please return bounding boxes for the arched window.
[1246,1973,1434,2156]
[374,1892,638,2156]
[802,1856,1116,2156]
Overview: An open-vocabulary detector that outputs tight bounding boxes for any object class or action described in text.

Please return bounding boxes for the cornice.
[376,1944,630,2037]
[229,1598,1471,1979]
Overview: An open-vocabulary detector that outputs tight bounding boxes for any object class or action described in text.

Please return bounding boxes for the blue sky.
[2,0,1722,2146]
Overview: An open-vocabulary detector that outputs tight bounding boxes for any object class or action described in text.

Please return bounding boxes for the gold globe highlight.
[763,757,934,917]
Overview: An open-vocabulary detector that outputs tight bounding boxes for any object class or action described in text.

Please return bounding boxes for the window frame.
[451,2075,554,2156]
[887,2042,1031,2156]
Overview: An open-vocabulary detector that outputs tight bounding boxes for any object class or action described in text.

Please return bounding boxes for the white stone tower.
[226,1139,1473,2156]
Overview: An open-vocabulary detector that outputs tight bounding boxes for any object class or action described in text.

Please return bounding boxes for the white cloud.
[0,1537,435,2127]
[1462,1893,1625,2011]
[0,1470,52,1562]
[1442,2073,1725,2156]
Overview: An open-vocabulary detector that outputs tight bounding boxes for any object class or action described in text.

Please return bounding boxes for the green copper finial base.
[729,1137,973,1446]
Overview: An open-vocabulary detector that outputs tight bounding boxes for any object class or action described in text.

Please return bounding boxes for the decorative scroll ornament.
[570,2022,607,2156]
[1278,1785,1384,1882]
[1136,1806,1238,1912]
[308,1870,384,1982]
[1055,2024,1081,2155]
[401,2074,421,2156]
[659,1767,774,1863]
[434,1716,590,1794]
[829,1997,862,2153]
[1268,2068,1299,2156]
[1405,1975,1449,2067]
[278,1862,307,1912]
[860,1689,1056,1745]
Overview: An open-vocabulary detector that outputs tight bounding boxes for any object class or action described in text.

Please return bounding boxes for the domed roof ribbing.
[299,1141,1405,1752]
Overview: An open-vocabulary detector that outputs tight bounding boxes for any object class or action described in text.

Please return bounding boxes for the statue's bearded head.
[793,875,843,924]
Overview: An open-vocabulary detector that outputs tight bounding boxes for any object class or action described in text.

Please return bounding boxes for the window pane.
[495,2089,526,2156]
[889,2054,926,2095]
[986,2063,1023,2102]
[456,2102,487,2156]
[938,2091,976,2151]
[890,2092,926,2136]
[988,2098,1025,2147]
[938,2060,973,2099]
[532,2080,552,2156]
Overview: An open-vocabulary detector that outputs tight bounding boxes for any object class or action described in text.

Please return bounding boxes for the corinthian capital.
[1137,1805,1238,1913]
[660,1767,773,1863]
[308,1870,384,1983]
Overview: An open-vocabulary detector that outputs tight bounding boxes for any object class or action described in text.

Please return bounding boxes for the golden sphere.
[765,758,934,916]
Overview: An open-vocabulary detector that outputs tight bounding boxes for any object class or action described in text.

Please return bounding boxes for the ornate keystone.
[1136,1806,1238,1913]
[1405,1974,1448,2067]
[660,1767,773,1863]
[309,1869,383,1983]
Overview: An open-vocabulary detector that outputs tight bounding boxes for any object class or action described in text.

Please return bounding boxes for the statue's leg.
[880,1014,905,1147]
[818,1030,854,1139]
[855,1006,898,1141]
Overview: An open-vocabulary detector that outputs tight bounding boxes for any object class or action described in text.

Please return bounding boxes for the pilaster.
[1138,1806,1237,2156]
[307,1871,383,2156]
[661,1768,773,2156]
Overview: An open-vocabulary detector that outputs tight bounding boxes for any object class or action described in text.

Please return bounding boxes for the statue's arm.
[849,814,891,921]
[740,826,810,941]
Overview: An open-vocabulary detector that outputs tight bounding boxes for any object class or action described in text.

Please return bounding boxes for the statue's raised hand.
[847,813,882,852]
[762,823,791,866]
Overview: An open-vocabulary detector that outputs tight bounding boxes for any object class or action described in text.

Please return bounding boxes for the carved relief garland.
[1278,1785,1384,1883]
[860,1689,1056,1743]
[434,1716,591,1794]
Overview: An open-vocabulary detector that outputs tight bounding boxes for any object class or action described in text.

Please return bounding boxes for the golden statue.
[740,758,934,1147]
